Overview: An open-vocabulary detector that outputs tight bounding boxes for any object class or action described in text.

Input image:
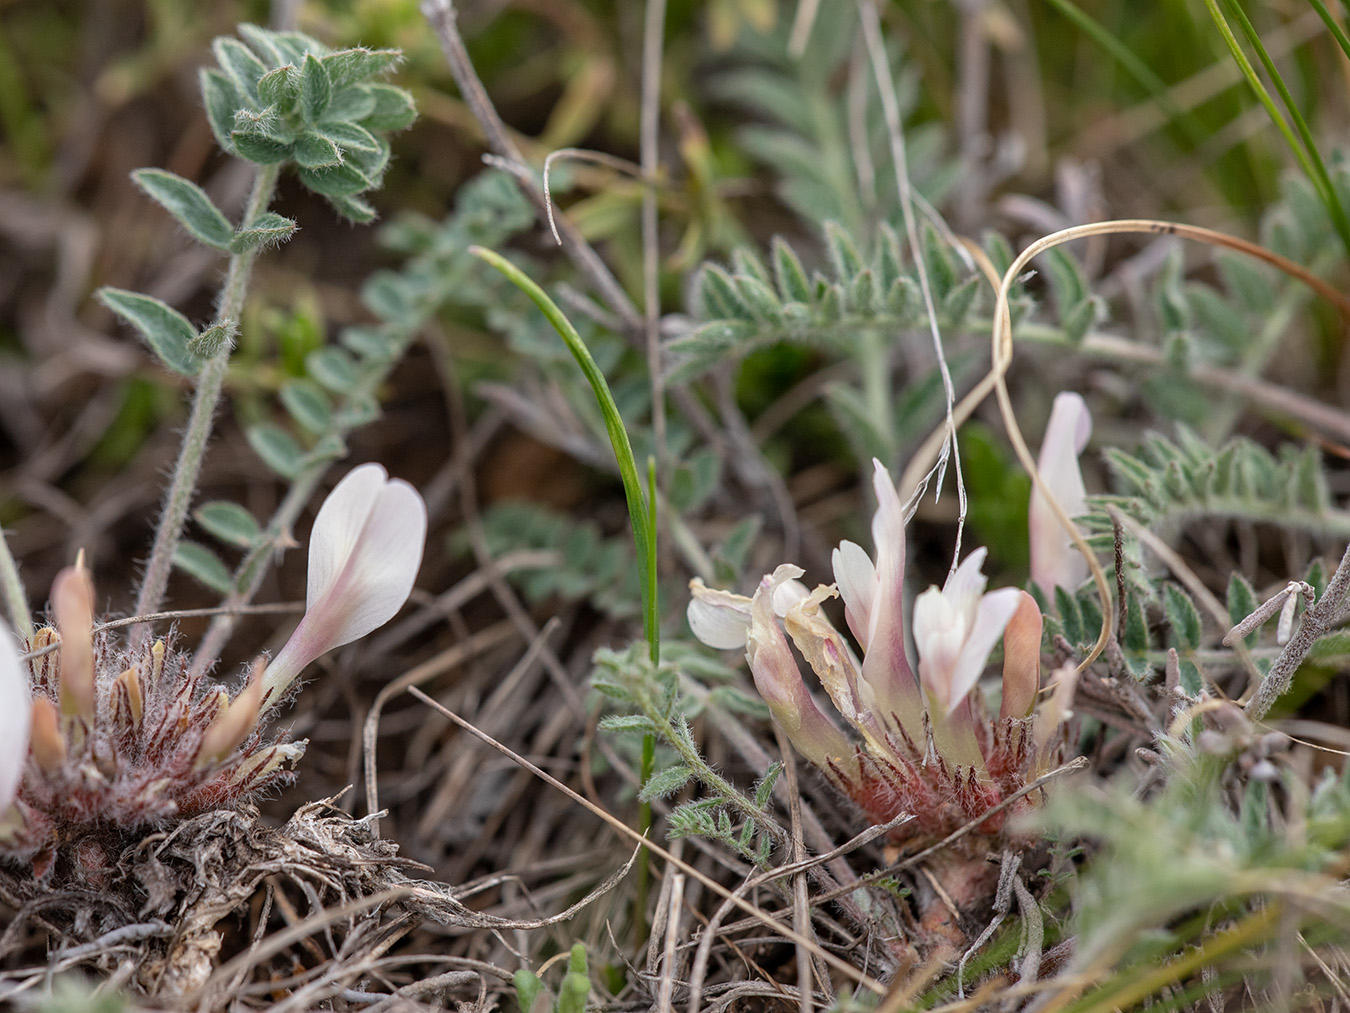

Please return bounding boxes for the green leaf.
[173,540,234,593]
[213,37,266,108]
[97,288,200,376]
[322,47,402,89]
[319,121,380,154]
[1163,583,1203,650]
[307,346,360,392]
[1226,573,1260,646]
[230,212,297,253]
[323,192,378,224]
[324,85,378,123]
[359,83,416,131]
[638,765,693,802]
[753,762,782,809]
[230,127,292,165]
[132,169,233,250]
[257,64,300,109]
[292,132,342,169]
[341,324,400,361]
[280,378,332,433]
[296,161,373,198]
[824,220,864,280]
[512,970,546,1013]
[188,319,236,359]
[772,236,811,302]
[300,52,331,123]
[597,714,656,735]
[1123,593,1151,655]
[246,422,304,479]
[200,69,243,152]
[194,501,263,549]
[1054,584,1084,645]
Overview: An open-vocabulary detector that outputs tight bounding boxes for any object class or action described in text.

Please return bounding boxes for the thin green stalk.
[1044,0,1208,148]
[470,246,658,649]
[0,526,31,640]
[1307,0,1350,62]
[132,162,281,644]
[1204,0,1350,262]
[1218,0,1350,261]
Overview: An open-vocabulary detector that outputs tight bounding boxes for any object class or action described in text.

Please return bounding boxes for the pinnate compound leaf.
[133,169,233,250]
[246,422,304,479]
[97,288,200,376]
[230,212,297,253]
[194,501,263,549]
[173,541,234,593]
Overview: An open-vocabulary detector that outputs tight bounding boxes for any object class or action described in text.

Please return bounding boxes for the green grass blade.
[470,246,658,652]
[1044,0,1207,149]
[1218,0,1350,261]
[1306,0,1350,65]
[1205,0,1350,261]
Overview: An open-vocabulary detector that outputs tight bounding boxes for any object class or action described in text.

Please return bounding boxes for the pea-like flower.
[0,463,427,881]
[689,459,1072,846]
[260,463,427,706]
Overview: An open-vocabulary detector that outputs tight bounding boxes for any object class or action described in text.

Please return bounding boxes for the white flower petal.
[943,587,1023,713]
[263,466,427,702]
[306,464,390,609]
[1030,392,1092,595]
[832,540,875,644]
[0,622,31,812]
[687,580,752,650]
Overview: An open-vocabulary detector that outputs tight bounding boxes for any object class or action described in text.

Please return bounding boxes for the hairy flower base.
[2,628,304,880]
[831,707,1068,848]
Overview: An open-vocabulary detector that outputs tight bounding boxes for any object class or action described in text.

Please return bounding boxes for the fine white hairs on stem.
[1223,580,1315,648]
[0,621,31,812]
[260,464,427,705]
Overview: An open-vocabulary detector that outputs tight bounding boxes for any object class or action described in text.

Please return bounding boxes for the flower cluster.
[689,395,1091,848]
[0,464,425,880]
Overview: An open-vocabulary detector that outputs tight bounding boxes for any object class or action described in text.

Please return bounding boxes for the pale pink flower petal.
[913,548,1021,716]
[746,571,859,780]
[0,622,31,812]
[1001,591,1044,720]
[857,461,923,742]
[1030,392,1092,595]
[262,464,427,702]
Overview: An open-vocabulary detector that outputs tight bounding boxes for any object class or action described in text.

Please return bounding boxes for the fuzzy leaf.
[753,762,782,809]
[213,38,266,107]
[296,161,372,197]
[292,131,342,168]
[824,220,864,280]
[597,714,656,736]
[188,319,235,359]
[194,501,263,549]
[324,192,378,224]
[200,69,243,152]
[359,83,416,131]
[324,84,378,123]
[300,52,332,123]
[230,211,298,253]
[230,128,292,164]
[1163,584,1203,650]
[257,64,300,109]
[246,422,304,479]
[1226,573,1259,646]
[320,120,380,154]
[97,288,200,376]
[772,236,811,302]
[133,169,233,250]
[280,378,332,433]
[638,765,694,802]
[323,47,403,89]
[307,346,360,392]
[173,540,234,593]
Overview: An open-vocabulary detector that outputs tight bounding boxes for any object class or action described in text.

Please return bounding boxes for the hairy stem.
[132,163,281,645]
[1245,541,1350,720]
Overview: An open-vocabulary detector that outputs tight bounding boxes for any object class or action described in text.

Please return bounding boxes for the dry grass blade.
[404,685,890,999]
